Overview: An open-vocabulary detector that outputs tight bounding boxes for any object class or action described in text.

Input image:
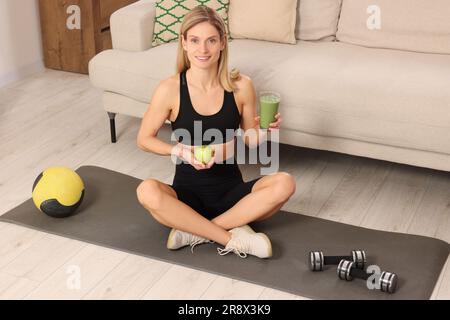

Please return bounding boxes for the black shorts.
[170,160,261,220]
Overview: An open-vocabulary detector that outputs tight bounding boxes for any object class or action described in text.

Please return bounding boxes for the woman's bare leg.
[136,179,231,246]
[211,172,296,230]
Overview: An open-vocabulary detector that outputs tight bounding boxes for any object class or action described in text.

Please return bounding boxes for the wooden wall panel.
[39,0,137,74]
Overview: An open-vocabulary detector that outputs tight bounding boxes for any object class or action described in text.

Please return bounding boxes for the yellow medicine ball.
[32,166,85,218]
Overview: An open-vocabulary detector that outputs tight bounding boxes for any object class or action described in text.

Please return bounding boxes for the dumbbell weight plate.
[309,251,324,271]
[337,259,354,280]
[380,271,398,293]
[351,250,367,269]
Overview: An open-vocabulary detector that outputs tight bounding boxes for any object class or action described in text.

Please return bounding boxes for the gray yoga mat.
[1,165,448,300]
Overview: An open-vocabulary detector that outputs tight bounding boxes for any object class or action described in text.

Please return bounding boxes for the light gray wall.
[0,0,45,88]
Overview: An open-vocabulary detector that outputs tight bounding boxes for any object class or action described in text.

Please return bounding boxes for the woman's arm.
[238,76,268,149]
[137,79,219,170]
[137,79,180,156]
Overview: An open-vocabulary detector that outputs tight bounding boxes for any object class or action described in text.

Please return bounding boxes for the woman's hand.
[203,150,216,169]
[254,112,283,131]
[269,112,282,131]
[173,144,215,170]
[189,145,216,170]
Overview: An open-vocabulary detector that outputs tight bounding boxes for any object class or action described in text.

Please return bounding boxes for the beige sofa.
[88,0,450,172]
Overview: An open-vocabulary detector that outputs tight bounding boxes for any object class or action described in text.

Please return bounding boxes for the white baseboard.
[0,60,46,88]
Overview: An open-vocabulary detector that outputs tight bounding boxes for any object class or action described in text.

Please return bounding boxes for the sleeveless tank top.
[170,70,241,146]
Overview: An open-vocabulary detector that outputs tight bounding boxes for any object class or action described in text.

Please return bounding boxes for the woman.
[136,6,296,259]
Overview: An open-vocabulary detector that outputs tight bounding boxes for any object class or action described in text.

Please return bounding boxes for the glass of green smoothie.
[259,91,281,129]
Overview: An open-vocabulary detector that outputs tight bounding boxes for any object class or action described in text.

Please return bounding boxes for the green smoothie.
[259,91,281,129]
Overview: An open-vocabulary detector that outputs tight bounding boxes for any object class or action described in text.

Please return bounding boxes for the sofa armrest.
[110,0,156,52]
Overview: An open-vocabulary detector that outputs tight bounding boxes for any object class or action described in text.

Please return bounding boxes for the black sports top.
[170,70,241,146]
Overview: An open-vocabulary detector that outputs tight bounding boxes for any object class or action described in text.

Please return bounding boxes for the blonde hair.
[176,5,240,92]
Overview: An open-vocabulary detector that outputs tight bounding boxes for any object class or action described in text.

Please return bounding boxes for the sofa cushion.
[89,40,450,155]
[89,44,179,103]
[296,0,342,41]
[229,0,297,44]
[267,42,450,155]
[152,0,229,48]
[337,0,450,54]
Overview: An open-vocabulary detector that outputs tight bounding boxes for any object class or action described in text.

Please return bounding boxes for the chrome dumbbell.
[309,250,366,271]
[337,259,398,293]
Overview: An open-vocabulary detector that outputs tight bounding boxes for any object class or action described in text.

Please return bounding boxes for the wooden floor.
[0,69,449,299]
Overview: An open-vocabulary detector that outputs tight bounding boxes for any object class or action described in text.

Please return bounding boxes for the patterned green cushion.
[152,0,230,47]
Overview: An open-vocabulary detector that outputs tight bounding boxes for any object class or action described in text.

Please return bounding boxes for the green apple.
[194,145,214,164]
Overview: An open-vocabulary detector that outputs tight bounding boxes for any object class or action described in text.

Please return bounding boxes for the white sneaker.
[217,228,272,259]
[167,229,213,253]
[229,224,255,235]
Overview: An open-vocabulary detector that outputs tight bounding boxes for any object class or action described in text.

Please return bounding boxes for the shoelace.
[189,238,212,253]
[186,233,214,253]
[217,238,249,258]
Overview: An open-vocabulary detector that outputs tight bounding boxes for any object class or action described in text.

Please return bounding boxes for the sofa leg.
[107,112,117,143]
